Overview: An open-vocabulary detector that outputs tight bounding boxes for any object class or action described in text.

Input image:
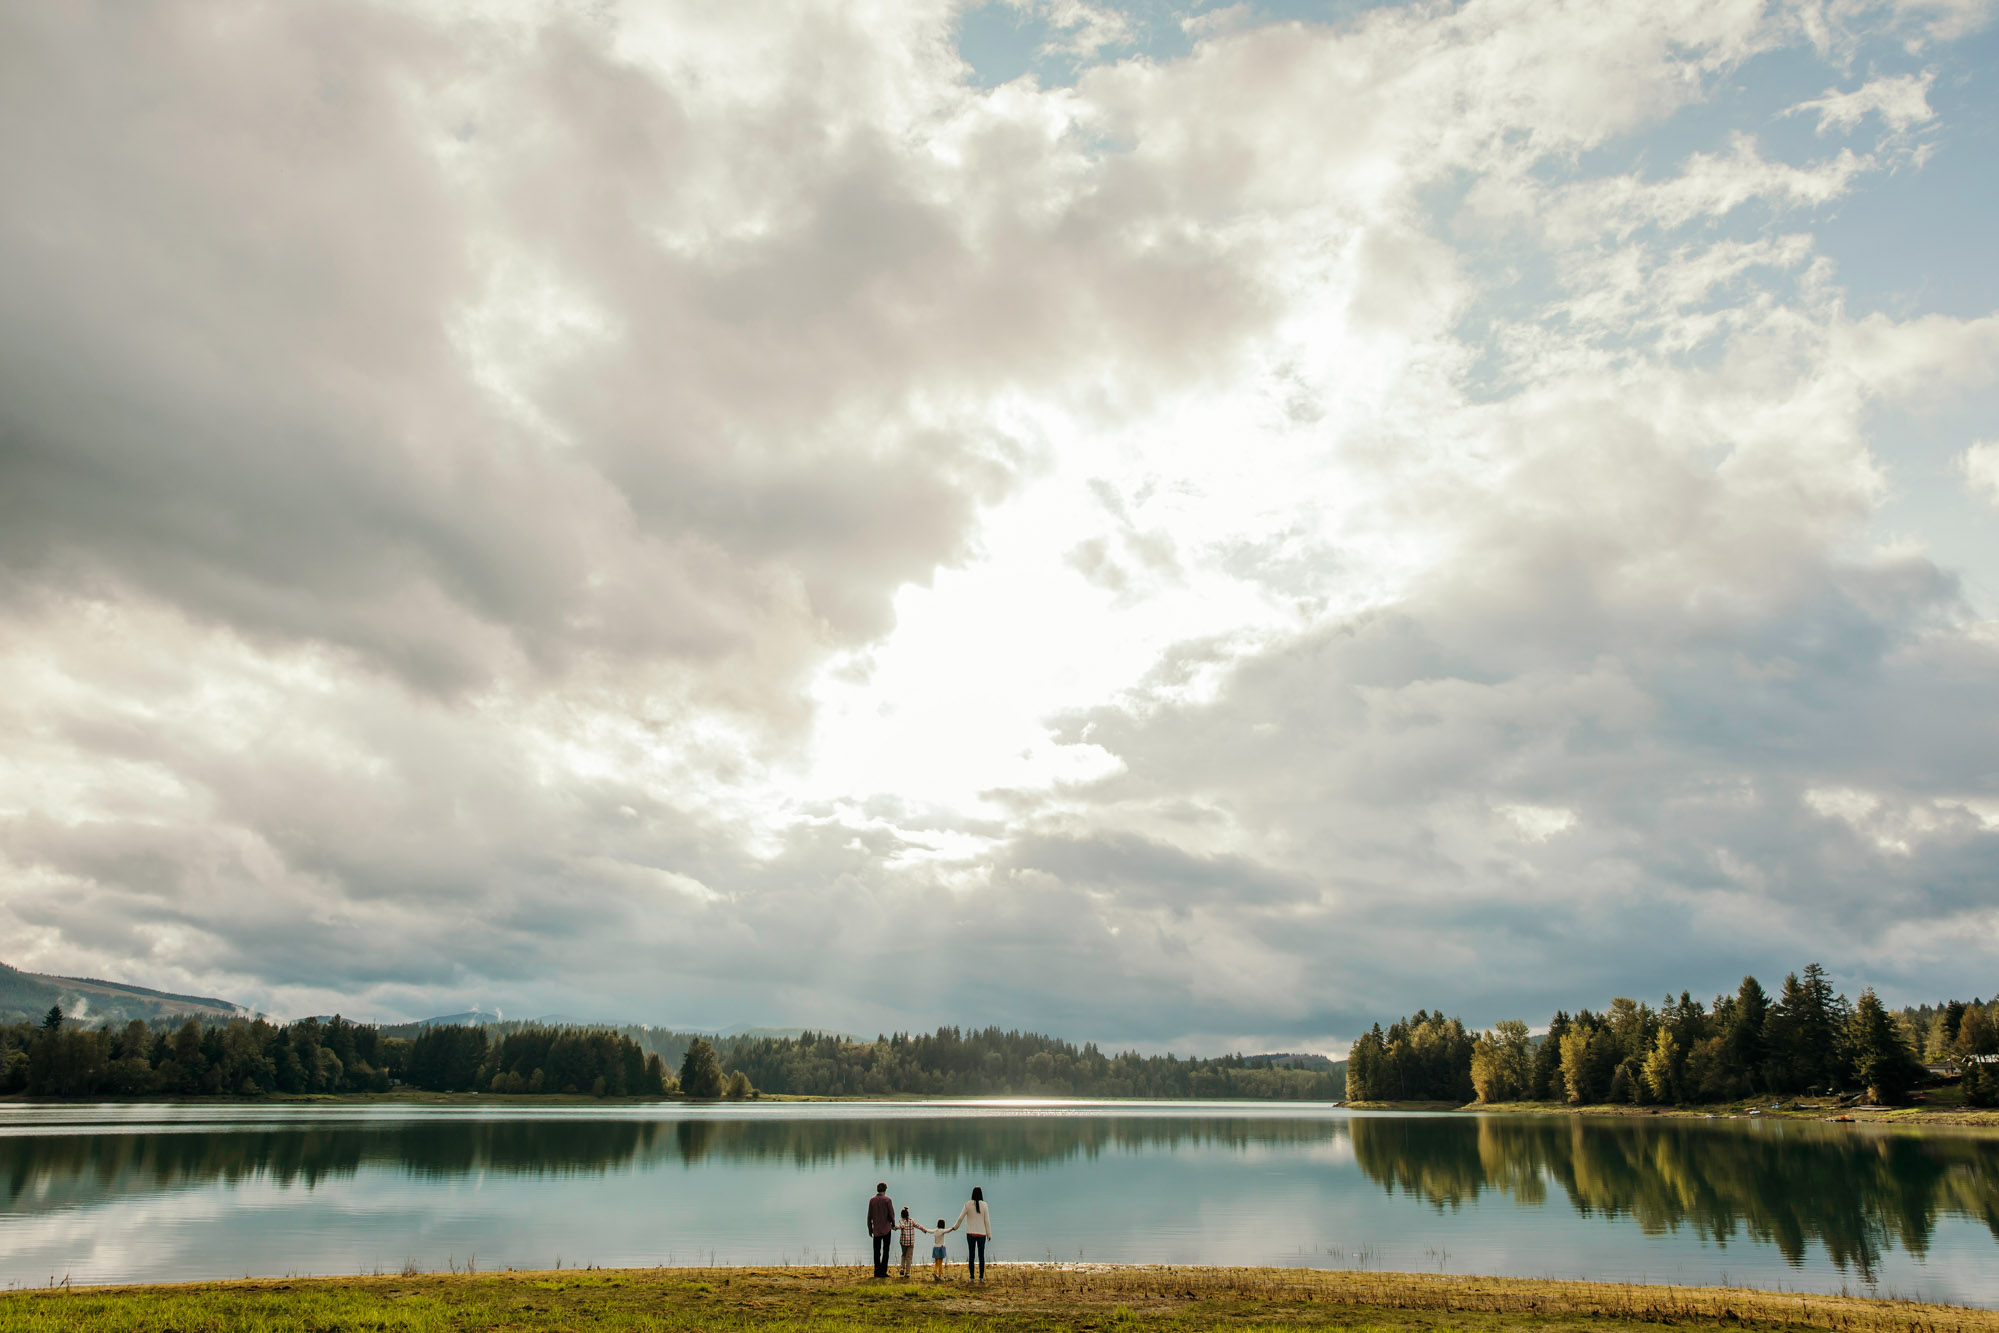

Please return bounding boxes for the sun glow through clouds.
[0,0,1995,1041]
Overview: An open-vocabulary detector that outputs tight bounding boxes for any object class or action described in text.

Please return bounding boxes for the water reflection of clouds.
[1300,1138,1357,1167]
[4,1109,1998,1303]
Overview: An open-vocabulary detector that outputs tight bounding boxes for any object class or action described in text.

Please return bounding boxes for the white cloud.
[1961,441,1999,506]
[1519,134,1872,244]
[0,0,1995,1041]
[1181,5,1253,39]
[1035,1,1135,59]
[1498,805,1580,842]
[1789,72,1936,135]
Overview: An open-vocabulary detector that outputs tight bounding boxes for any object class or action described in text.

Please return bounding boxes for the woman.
[953,1185,992,1282]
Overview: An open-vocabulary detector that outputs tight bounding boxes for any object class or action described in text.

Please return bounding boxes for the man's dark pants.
[872,1234,892,1277]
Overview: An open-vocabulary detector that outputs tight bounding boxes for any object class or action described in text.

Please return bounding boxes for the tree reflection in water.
[7,1112,1996,1285]
[1348,1116,1999,1281]
[1,1115,1340,1203]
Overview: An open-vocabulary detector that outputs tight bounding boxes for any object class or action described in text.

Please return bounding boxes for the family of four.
[866,1181,992,1282]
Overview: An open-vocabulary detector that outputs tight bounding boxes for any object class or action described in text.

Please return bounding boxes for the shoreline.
[1345,1097,1999,1127]
[0,1090,1359,1108]
[4,1264,1992,1332]
[7,1088,1999,1126]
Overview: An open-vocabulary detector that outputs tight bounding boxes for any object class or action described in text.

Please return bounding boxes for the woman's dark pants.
[966,1234,986,1280]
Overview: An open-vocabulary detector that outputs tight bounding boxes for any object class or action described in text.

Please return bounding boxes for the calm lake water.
[4,1102,1998,1303]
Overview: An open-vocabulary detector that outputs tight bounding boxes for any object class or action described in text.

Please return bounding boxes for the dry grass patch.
[3,1265,1994,1333]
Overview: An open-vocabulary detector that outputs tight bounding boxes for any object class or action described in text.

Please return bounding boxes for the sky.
[2,0,1997,1054]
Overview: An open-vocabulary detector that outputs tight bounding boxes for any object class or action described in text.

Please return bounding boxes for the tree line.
[717,1027,1345,1099]
[1347,964,1999,1107]
[0,1008,707,1100]
[0,1011,1341,1101]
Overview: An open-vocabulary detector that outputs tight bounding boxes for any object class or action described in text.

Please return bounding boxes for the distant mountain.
[413,1009,505,1027]
[0,960,252,1026]
[385,1015,854,1040]
[0,963,56,1021]
[371,1010,502,1039]
[363,1014,860,1053]
[400,1011,643,1030]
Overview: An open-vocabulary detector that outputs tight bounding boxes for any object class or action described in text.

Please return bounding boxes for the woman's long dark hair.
[971,1185,985,1217]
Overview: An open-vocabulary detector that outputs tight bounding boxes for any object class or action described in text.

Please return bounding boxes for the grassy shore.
[4,1265,1992,1333]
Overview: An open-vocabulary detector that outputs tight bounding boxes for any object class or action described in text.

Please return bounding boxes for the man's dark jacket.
[867,1192,896,1237]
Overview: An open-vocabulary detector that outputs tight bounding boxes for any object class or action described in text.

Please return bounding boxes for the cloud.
[0,0,1263,710]
[1181,5,1253,40]
[1789,72,1936,135]
[1961,441,1999,506]
[0,0,1994,1044]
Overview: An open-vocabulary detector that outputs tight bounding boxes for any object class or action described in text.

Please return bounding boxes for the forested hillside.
[0,961,247,1026]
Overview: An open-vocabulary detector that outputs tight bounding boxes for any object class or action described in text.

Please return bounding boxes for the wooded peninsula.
[1347,963,1998,1108]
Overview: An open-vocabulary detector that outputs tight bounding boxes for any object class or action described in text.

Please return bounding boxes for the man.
[866,1181,895,1278]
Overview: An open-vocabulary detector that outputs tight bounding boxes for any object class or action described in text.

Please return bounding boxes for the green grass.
[4,1266,1994,1333]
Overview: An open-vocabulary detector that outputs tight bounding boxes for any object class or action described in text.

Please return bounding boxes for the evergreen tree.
[1793,963,1844,1093]
[1956,1005,1997,1058]
[679,1037,723,1098]
[1347,1025,1387,1101]
[1762,973,1804,1090]
[1527,1011,1569,1100]
[1608,1057,1641,1105]
[1846,989,1921,1104]
[1726,977,1769,1095]
[1606,997,1656,1060]
[405,1024,489,1092]
[1932,1001,1968,1058]
[1953,1005,1999,1107]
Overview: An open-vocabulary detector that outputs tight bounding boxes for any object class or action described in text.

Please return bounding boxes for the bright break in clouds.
[2,0,1997,1051]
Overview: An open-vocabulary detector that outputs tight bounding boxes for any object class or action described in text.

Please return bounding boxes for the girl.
[927,1216,956,1280]
[897,1207,920,1278]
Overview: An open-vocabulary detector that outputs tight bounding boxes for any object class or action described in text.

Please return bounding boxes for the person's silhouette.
[865,1181,895,1278]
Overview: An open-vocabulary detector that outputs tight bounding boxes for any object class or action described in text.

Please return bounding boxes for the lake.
[4,1102,1998,1303]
